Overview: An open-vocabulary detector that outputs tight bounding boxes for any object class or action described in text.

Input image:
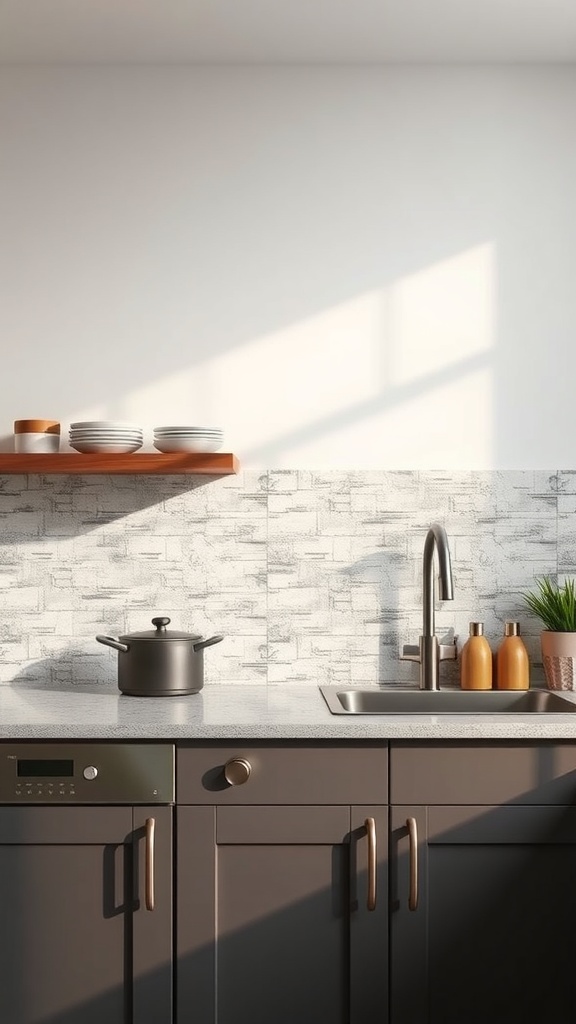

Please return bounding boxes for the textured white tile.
[557,492,576,573]
[0,468,570,691]
[558,471,576,495]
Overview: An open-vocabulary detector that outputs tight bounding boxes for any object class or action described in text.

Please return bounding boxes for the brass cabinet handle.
[365,816,377,911]
[223,757,252,786]
[145,817,155,912]
[406,816,418,911]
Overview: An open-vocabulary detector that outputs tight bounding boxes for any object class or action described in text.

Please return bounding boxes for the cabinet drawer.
[390,742,576,805]
[177,742,388,804]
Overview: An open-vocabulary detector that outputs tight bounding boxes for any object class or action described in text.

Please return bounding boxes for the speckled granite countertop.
[2,682,576,740]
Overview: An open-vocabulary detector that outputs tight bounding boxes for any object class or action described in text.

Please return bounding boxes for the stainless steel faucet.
[401,524,457,690]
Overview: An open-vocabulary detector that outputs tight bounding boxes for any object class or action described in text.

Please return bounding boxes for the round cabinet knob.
[83,765,98,781]
[223,757,252,787]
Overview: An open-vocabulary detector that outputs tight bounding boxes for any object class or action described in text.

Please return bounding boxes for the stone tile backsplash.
[0,469,566,687]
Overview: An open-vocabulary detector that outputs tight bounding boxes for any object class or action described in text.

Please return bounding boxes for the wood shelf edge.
[0,453,240,476]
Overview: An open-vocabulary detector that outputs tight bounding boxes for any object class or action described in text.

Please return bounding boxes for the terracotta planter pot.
[540,631,576,690]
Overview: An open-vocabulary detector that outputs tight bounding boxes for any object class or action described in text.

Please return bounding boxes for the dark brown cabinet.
[176,743,389,1024]
[0,805,173,1024]
[390,743,576,1024]
[7,736,576,1024]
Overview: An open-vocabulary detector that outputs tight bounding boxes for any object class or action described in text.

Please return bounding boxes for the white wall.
[1,66,575,468]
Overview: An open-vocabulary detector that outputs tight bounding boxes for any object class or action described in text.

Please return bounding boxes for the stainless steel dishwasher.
[0,742,174,1024]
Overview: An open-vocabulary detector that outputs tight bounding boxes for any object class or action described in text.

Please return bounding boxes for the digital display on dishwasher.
[17,759,74,777]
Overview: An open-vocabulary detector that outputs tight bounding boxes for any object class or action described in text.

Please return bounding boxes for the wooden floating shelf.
[0,452,240,476]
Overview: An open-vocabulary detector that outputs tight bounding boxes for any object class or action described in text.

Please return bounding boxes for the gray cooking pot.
[96,616,224,696]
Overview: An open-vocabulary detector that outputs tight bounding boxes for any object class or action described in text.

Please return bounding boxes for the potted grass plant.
[523,577,576,690]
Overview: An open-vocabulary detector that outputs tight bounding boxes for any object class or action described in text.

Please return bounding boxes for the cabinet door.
[391,804,576,1024]
[177,804,387,1024]
[0,805,172,1024]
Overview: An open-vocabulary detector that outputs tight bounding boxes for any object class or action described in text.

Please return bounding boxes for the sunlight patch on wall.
[101,290,387,451]
[227,242,496,467]
[390,243,494,385]
[98,242,495,468]
[283,366,493,468]
[204,291,384,440]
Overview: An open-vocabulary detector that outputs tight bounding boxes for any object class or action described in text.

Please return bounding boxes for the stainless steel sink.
[319,686,576,715]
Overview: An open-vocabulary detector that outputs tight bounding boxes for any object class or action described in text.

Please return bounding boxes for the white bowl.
[153,438,222,453]
[153,425,222,434]
[69,426,143,433]
[153,431,222,437]
[69,424,143,431]
[70,441,143,454]
[70,420,143,431]
[69,431,143,440]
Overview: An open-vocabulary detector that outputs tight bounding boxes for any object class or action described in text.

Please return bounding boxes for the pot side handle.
[96,634,130,654]
[193,634,224,653]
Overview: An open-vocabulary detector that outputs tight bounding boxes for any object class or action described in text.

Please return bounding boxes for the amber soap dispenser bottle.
[460,622,493,690]
[496,621,530,690]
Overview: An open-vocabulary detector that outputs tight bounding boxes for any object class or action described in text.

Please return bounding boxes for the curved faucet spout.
[401,523,457,689]
[420,524,455,690]
[423,524,454,639]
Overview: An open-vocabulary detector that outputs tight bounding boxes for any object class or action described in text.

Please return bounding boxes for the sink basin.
[319,686,576,715]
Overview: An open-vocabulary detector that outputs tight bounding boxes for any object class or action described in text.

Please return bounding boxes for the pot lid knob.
[152,616,171,633]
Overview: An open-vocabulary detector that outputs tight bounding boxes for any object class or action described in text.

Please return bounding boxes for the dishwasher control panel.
[0,743,174,803]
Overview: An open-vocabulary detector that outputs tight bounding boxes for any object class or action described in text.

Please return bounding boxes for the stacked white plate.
[69,421,144,454]
[153,425,223,453]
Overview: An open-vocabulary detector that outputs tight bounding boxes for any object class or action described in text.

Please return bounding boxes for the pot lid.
[120,617,202,641]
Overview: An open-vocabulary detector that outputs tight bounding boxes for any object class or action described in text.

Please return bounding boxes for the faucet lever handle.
[400,643,421,663]
[439,636,458,662]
